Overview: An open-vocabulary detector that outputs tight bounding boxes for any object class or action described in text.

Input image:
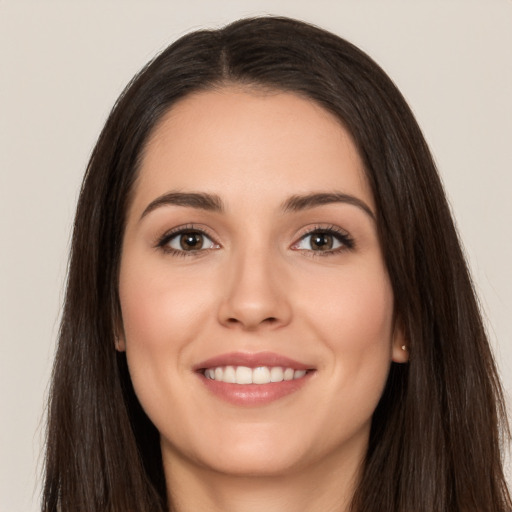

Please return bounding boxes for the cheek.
[119,259,214,351]
[304,261,394,349]
[118,257,214,412]
[300,261,395,414]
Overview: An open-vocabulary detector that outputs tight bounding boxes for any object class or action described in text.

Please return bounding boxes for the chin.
[198,447,305,478]
[162,424,312,477]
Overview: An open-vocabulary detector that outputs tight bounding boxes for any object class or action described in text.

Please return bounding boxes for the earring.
[401,345,407,351]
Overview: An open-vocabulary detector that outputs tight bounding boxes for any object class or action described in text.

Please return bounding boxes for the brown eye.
[180,232,204,250]
[164,230,217,252]
[292,228,353,253]
[310,233,334,251]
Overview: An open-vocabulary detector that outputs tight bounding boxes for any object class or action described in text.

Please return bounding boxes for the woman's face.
[118,87,406,479]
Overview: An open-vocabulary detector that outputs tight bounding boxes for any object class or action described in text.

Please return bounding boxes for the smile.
[203,365,308,384]
[195,352,316,406]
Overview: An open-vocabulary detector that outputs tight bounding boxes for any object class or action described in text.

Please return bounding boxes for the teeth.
[223,365,236,383]
[270,367,284,382]
[235,366,253,384]
[203,365,309,384]
[253,366,271,384]
[283,368,295,381]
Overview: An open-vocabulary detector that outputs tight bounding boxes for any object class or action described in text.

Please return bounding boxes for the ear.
[113,306,126,352]
[391,318,409,363]
[115,334,126,352]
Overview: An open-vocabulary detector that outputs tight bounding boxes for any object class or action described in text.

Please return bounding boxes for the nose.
[217,247,292,331]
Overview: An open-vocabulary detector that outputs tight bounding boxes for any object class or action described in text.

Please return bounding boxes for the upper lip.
[193,351,313,371]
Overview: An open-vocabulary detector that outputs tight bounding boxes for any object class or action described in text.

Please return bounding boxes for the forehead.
[132,87,373,214]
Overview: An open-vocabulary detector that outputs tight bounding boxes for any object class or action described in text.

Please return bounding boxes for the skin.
[117,87,408,512]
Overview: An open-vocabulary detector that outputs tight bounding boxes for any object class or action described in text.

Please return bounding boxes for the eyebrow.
[282,192,375,220]
[140,192,224,220]
[139,191,375,221]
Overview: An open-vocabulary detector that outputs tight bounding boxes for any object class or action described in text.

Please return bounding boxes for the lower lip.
[198,372,314,406]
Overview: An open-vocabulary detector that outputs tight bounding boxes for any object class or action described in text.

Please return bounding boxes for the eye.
[159,228,218,253]
[292,228,354,253]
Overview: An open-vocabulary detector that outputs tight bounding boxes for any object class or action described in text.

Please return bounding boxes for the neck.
[163,442,363,512]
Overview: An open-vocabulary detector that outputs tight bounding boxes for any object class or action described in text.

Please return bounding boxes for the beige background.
[1,1,511,510]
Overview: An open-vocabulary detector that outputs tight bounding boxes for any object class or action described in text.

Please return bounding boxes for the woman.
[42,16,511,512]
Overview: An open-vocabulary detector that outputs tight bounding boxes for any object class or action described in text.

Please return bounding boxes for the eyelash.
[292,225,355,257]
[156,224,219,257]
[155,224,355,257]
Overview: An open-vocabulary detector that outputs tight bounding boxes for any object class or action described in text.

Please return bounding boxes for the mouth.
[201,365,310,384]
[194,352,316,406]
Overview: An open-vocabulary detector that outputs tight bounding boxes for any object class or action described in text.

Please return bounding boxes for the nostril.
[225,316,278,327]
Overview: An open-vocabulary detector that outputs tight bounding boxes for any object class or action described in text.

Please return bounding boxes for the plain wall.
[1,1,511,510]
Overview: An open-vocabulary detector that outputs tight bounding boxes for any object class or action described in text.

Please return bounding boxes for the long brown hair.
[42,16,511,512]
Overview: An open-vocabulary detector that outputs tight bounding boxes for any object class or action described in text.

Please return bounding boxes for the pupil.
[312,233,333,250]
[180,232,203,250]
